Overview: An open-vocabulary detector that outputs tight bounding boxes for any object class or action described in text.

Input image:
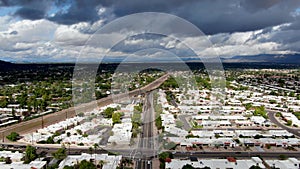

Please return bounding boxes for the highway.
[0,73,169,141]
[136,92,155,169]
[267,109,300,137]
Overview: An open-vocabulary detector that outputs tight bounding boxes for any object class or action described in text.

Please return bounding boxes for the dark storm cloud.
[1,0,300,34]
[101,0,300,34]
[0,0,52,20]
[48,1,100,25]
[14,8,45,20]
[9,30,17,35]
[240,0,282,12]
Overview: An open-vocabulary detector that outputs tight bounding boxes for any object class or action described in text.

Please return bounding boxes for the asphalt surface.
[136,92,154,169]
[267,109,300,137]
[172,150,300,158]
[178,115,192,131]
[1,142,300,160]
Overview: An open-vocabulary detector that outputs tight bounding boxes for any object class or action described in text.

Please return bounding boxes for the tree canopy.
[102,107,117,118]
[52,146,67,160]
[112,112,122,125]
[24,145,37,164]
[6,132,20,141]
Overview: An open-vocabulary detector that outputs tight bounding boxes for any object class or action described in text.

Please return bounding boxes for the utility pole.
[42,115,44,128]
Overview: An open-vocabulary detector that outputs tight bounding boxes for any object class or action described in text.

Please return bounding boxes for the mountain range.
[222,54,300,64]
[0,53,299,66]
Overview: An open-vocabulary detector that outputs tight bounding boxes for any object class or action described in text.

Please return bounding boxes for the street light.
[67,142,70,155]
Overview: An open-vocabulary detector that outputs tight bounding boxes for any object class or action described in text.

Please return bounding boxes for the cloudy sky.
[0,0,300,63]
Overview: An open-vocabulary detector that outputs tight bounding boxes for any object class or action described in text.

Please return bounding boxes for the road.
[1,142,300,160]
[178,115,192,131]
[172,150,300,159]
[0,74,169,141]
[267,109,300,137]
[136,92,155,169]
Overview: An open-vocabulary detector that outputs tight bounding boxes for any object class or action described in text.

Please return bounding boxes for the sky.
[0,0,300,63]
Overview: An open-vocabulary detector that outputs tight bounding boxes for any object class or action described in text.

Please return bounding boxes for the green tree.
[39,99,47,111]
[102,107,116,118]
[155,116,163,130]
[52,146,67,160]
[76,129,83,135]
[98,160,105,169]
[6,132,19,141]
[249,166,262,169]
[46,136,55,144]
[253,106,267,119]
[134,105,142,113]
[24,145,37,164]
[286,120,292,126]
[289,92,295,97]
[78,160,96,169]
[0,97,8,108]
[88,147,93,157]
[158,152,171,161]
[182,164,196,169]
[112,112,122,125]
[293,112,300,120]
[279,154,288,160]
[244,103,252,110]
[275,112,282,117]
[17,93,27,108]
[5,157,12,164]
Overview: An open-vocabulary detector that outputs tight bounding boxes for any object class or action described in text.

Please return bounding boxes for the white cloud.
[201,22,300,57]
[0,16,299,63]
[7,19,57,42]
[54,25,89,46]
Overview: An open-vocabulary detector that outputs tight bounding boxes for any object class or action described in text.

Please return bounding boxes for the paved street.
[136,92,155,169]
[267,109,300,137]
[178,115,192,131]
[172,150,300,158]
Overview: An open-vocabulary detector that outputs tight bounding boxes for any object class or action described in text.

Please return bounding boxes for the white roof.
[166,157,265,169]
[59,153,122,169]
[1,161,47,169]
[265,158,300,169]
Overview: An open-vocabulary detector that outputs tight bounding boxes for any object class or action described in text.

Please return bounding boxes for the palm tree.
[67,142,70,155]
[98,160,105,169]
[93,143,99,153]
[93,143,99,165]
[88,147,93,158]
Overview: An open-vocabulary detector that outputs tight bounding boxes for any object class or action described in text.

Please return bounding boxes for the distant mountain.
[0,60,13,65]
[222,54,300,64]
[0,60,16,71]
